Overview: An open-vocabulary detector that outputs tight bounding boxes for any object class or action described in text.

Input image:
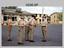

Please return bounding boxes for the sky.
[17,6,62,16]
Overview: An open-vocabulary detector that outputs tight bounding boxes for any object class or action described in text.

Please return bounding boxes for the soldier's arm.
[8,19,10,27]
[45,20,47,31]
[34,20,36,27]
[45,24,47,31]
[8,23,10,29]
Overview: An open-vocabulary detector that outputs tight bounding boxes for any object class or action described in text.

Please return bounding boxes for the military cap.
[20,16,25,19]
[28,17,31,19]
[8,16,12,18]
[42,16,47,18]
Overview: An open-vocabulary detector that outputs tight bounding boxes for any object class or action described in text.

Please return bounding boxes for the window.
[4,16,7,21]
[35,14,37,17]
[44,14,45,16]
[12,17,14,21]
[54,20,55,22]
[40,14,41,17]
[54,16,55,18]
[39,19,41,22]
[4,14,9,21]
[12,15,17,21]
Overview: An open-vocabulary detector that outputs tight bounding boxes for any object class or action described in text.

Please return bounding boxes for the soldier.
[25,17,30,41]
[29,15,36,42]
[41,16,47,42]
[7,15,15,41]
[18,16,25,45]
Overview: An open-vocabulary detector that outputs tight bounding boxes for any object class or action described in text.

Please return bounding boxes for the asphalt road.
[2,24,62,46]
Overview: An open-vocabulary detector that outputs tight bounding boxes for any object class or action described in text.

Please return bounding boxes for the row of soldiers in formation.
[7,15,47,45]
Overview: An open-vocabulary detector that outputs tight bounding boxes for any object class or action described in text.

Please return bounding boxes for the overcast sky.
[17,6,62,16]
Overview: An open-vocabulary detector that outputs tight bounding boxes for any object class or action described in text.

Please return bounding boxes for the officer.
[25,17,30,41]
[7,15,15,41]
[7,15,12,41]
[29,15,36,42]
[18,16,25,45]
[41,16,47,42]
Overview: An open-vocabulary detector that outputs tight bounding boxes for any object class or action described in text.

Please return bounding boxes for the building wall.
[35,14,43,25]
[50,13,59,24]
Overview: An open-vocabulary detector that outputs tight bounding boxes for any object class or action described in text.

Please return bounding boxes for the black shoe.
[25,40,29,41]
[18,42,24,45]
[29,40,35,42]
[7,39,12,41]
[41,40,46,42]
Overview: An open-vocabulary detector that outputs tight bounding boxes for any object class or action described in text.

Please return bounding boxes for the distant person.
[41,16,47,42]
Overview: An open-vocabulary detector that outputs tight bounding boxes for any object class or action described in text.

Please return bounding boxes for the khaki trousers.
[30,26,34,40]
[25,26,29,40]
[18,26,23,43]
[8,25,12,40]
[42,27,46,40]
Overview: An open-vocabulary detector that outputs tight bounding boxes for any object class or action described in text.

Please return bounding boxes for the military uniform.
[41,16,47,42]
[7,16,12,41]
[18,16,25,45]
[25,18,30,41]
[29,17,36,42]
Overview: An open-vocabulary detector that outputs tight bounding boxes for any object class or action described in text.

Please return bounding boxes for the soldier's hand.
[8,26,10,29]
[35,25,36,27]
[21,25,25,27]
[45,29,47,31]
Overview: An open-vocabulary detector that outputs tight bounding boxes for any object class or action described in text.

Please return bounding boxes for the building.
[34,14,48,25]
[2,8,48,25]
[2,8,32,25]
[50,12,62,24]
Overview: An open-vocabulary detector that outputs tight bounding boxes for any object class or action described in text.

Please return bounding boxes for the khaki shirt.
[25,19,29,26]
[41,19,47,26]
[29,18,36,25]
[8,19,12,25]
[18,20,25,26]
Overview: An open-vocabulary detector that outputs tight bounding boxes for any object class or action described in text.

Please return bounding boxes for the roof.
[50,12,60,16]
[2,9,33,16]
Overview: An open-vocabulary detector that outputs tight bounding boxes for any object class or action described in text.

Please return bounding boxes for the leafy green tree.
[47,16,50,21]
[2,6,17,9]
[57,12,62,21]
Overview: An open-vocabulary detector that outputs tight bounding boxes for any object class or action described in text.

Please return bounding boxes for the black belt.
[10,25,12,27]
[42,26,46,27]
[30,25,34,26]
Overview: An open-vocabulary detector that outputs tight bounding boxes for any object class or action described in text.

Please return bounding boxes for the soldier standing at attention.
[25,17,30,41]
[29,15,36,42]
[18,16,25,45]
[7,15,15,41]
[41,16,47,42]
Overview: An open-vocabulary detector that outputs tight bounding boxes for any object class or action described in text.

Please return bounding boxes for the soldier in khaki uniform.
[29,15,36,42]
[7,16,12,41]
[7,15,15,41]
[25,17,30,41]
[18,16,25,45]
[41,16,47,42]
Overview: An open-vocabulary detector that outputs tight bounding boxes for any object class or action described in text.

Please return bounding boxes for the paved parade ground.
[2,24,62,46]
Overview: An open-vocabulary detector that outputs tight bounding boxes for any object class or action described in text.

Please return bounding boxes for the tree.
[57,12,62,21]
[2,6,17,9]
[47,16,50,21]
